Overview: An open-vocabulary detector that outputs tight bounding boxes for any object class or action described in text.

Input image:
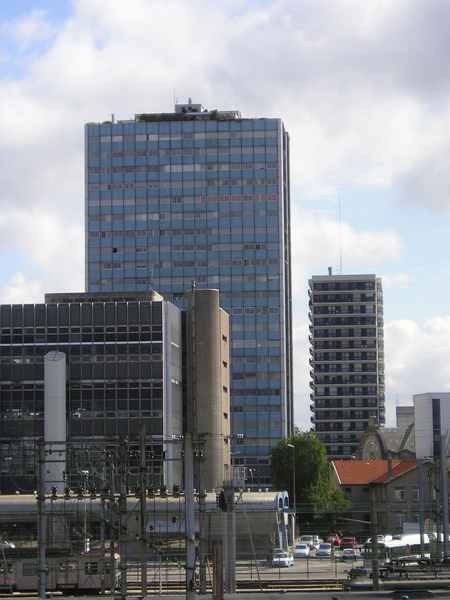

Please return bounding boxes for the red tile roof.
[332,459,416,485]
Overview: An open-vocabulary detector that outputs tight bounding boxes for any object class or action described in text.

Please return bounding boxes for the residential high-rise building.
[308,272,385,457]
[85,101,293,485]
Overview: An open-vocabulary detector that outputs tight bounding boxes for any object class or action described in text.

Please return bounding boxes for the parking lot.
[243,551,364,581]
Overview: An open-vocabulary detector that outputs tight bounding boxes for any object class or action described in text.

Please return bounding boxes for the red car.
[341,536,357,549]
[326,534,341,547]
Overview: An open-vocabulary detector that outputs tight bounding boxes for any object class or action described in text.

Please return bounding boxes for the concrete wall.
[396,405,414,429]
[186,288,231,490]
[163,301,183,488]
[373,465,433,534]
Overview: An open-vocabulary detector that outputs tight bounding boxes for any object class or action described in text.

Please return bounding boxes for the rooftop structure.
[332,459,416,486]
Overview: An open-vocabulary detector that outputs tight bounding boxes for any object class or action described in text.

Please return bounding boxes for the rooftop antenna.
[338,192,343,274]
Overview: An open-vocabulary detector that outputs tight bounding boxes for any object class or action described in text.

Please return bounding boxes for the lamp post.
[287,443,296,538]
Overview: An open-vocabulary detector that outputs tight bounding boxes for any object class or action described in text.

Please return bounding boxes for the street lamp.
[287,443,296,535]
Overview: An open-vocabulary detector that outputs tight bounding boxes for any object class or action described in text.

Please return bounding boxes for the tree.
[270,430,349,523]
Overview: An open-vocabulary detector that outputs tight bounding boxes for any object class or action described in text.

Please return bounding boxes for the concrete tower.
[185,288,230,490]
[44,351,67,492]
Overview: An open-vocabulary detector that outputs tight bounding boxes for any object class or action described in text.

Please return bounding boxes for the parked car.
[327,533,342,547]
[299,535,314,548]
[293,543,310,558]
[341,536,357,549]
[315,542,333,558]
[271,549,294,567]
[341,548,359,561]
[365,534,391,545]
[312,535,323,549]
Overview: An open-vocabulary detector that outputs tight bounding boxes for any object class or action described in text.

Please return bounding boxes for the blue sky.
[1,0,450,428]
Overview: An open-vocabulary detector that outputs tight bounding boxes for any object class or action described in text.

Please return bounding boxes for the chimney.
[328,266,333,276]
[387,452,393,479]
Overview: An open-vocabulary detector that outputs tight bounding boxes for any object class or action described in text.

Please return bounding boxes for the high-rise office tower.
[85,101,293,485]
[309,271,385,457]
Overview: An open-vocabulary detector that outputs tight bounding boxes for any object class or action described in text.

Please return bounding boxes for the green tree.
[270,430,349,522]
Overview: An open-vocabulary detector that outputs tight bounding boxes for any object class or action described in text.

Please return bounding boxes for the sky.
[1,0,450,429]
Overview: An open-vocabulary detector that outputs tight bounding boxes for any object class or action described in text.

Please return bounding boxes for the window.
[85,562,99,575]
[23,562,37,577]
[394,488,406,501]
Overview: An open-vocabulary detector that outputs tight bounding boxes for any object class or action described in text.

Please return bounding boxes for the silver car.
[272,549,294,567]
[315,542,332,558]
[293,543,310,558]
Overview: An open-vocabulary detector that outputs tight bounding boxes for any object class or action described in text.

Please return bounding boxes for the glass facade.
[85,104,293,485]
[309,274,385,458]
[0,295,182,491]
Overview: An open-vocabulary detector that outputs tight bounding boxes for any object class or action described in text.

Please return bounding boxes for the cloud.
[0,208,83,298]
[385,316,450,424]
[0,0,449,432]
[293,214,403,277]
[1,9,55,51]
[382,272,413,289]
[1,0,450,207]
[291,214,405,427]
[0,272,43,304]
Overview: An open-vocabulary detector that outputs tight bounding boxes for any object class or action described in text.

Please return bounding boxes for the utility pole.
[185,282,198,600]
[287,443,296,539]
[198,486,207,594]
[37,440,47,600]
[108,451,117,595]
[140,425,148,596]
[441,433,449,560]
[418,458,426,558]
[223,482,236,593]
[118,437,128,600]
[212,540,224,600]
[185,432,197,600]
[369,483,379,591]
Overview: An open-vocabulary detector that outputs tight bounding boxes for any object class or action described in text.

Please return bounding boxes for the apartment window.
[394,488,406,501]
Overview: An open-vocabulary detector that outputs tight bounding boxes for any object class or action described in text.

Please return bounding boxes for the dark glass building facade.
[85,102,293,485]
[0,292,182,491]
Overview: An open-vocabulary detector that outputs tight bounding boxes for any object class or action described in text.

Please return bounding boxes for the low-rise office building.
[0,288,229,492]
